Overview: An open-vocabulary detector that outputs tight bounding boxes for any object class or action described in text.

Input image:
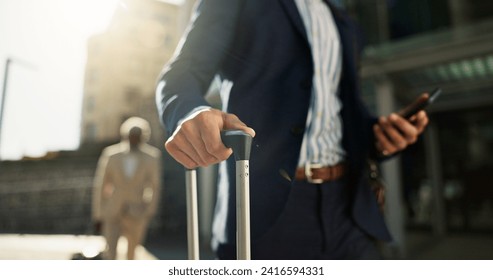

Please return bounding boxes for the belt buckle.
[305,162,324,184]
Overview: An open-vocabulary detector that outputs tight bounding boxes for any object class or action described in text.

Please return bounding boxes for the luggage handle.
[186,130,253,260]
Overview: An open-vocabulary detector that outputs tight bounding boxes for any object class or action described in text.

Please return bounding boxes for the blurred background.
[0,0,492,260]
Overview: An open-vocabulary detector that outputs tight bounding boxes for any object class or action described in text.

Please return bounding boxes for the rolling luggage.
[185,130,252,260]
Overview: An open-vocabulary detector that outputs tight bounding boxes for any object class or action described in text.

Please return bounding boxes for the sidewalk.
[0,234,156,260]
[0,233,216,260]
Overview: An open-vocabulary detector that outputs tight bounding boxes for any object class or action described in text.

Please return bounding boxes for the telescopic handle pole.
[221,130,253,260]
[185,169,200,260]
[185,130,252,260]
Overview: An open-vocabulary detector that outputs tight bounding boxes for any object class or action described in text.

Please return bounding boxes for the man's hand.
[165,108,256,169]
[373,110,429,156]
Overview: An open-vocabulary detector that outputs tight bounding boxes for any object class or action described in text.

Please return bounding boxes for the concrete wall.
[0,152,98,234]
[0,145,188,239]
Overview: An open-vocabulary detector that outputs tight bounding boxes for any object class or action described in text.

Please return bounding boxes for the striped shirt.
[295,0,346,167]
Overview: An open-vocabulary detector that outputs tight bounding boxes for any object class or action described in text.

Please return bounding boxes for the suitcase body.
[186,130,252,260]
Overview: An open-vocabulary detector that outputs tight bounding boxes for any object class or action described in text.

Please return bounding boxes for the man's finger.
[165,141,199,169]
[379,116,408,150]
[373,123,398,155]
[222,113,256,137]
[412,111,429,134]
[180,122,221,165]
[190,112,234,162]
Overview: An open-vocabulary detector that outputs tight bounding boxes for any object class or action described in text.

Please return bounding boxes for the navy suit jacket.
[157,0,392,248]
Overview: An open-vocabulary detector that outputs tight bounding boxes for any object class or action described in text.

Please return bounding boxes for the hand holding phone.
[397,88,442,119]
[375,88,437,157]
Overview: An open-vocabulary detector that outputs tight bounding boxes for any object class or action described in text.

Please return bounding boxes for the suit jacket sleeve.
[156,0,244,136]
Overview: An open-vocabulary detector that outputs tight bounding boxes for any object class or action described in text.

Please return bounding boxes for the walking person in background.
[156,0,428,259]
[92,117,161,260]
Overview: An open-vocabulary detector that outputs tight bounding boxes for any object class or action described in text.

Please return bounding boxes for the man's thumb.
[222,112,256,137]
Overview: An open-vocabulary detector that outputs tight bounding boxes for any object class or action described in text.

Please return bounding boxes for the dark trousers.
[217,179,381,260]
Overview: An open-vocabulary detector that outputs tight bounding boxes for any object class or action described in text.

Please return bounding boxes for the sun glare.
[0,0,122,160]
[61,0,119,36]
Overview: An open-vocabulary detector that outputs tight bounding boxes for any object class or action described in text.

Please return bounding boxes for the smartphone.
[397,88,442,119]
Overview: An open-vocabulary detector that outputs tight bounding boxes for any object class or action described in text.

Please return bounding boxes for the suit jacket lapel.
[279,0,355,66]
[323,0,347,24]
[324,0,358,88]
[279,0,358,98]
[323,0,353,56]
[278,0,309,43]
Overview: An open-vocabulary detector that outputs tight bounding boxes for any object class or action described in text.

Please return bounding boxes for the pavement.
[0,234,156,260]
[0,232,215,260]
[0,231,492,260]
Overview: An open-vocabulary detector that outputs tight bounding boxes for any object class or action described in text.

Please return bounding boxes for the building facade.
[80,0,196,146]
[345,0,493,258]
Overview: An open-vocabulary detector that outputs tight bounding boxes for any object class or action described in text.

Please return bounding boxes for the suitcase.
[185,130,252,260]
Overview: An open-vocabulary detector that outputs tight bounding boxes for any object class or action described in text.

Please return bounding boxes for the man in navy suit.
[156,0,428,259]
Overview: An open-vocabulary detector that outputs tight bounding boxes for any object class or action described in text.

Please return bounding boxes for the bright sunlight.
[0,0,119,160]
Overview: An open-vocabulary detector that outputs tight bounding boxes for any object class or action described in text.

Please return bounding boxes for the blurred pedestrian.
[92,117,161,260]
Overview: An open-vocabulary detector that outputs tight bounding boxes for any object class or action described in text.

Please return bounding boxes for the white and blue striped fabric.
[295,0,346,167]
